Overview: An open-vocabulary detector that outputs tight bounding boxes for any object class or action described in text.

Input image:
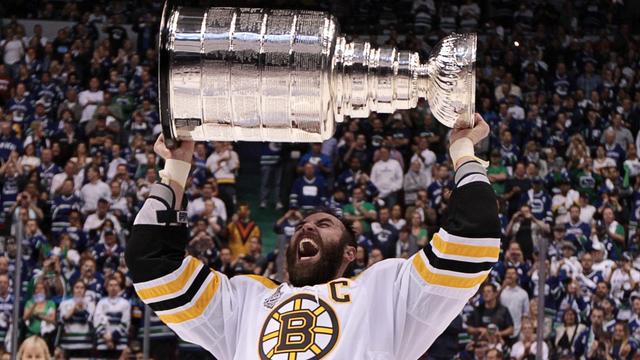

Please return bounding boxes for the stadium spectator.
[0,274,13,352]
[370,206,398,259]
[93,276,129,359]
[22,281,56,349]
[51,179,81,234]
[467,283,514,342]
[554,308,586,355]
[395,226,418,259]
[16,335,50,360]
[91,228,123,275]
[289,162,328,211]
[226,202,260,260]
[403,159,429,206]
[259,142,283,209]
[82,198,121,237]
[297,142,332,177]
[342,186,376,232]
[68,257,103,304]
[58,280,95,357]
[510,317,549,359]
[205,142,239,217]
[186,181,226,223]
[79,166,110,215]
[499,267,529,340]
[78,77,104,124]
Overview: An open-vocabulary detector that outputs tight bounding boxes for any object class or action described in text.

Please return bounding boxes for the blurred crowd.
[1,0,640,359]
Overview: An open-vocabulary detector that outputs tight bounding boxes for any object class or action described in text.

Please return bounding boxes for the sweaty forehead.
[303,212,343,228]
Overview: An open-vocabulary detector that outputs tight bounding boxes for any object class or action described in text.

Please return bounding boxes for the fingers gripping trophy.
[124,2,501,360]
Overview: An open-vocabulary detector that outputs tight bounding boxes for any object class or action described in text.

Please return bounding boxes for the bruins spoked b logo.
[259,294,339,360]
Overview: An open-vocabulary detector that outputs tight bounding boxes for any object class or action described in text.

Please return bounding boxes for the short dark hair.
[105,274,122,289]
[505,266,518,276]
[590,306,604,316]
[482,282,497,293]
[72,279,87,290]
[597,280,611,290]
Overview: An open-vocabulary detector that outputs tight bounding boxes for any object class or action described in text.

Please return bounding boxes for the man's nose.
[302,222,317,232]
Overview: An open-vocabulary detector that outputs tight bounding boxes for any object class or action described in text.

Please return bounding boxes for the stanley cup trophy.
[158,2,477,146]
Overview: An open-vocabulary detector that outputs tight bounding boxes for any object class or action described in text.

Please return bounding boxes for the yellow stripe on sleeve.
[432,233,500,259]
[412,254,488,289]
[158,272,220,324]
[136,257,201,301]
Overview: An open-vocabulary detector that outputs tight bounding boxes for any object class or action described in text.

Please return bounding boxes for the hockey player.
[125,114,501,359]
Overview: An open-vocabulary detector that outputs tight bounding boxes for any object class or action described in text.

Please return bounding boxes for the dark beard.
[286,239,345,287]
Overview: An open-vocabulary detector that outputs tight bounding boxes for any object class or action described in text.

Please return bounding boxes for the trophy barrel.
[158,2,478,144]
[159,2,339,144]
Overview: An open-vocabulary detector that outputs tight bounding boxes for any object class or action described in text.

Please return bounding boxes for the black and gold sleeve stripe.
[133,256,220,324]
[412,160,501,289]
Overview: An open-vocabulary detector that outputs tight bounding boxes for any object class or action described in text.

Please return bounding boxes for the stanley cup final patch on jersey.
[259,294,339,360]
[263,286,283,309]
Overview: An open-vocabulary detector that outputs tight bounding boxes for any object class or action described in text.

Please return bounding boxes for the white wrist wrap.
[449,138,489,169]
[159,159,191,188]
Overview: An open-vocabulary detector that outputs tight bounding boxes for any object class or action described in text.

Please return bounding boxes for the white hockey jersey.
[59,297,96,350]
[126,160,501,360]
[93,296,130,350]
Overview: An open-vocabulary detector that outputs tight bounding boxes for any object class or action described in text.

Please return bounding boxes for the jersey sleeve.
[356,160,501,359]
[124,183,238,359]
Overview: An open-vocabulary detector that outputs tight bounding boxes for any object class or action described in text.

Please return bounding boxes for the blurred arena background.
[1,0,640,359]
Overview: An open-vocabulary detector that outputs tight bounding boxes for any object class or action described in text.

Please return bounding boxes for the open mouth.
[297,235,321,262]
[299,238,320,259]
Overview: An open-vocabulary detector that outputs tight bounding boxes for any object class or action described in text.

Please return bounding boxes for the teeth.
[299,238,317,250]
[298,238,319,257]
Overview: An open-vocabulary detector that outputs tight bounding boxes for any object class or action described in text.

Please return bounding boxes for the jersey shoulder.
[230,274,280,293]
[353,258,406,284]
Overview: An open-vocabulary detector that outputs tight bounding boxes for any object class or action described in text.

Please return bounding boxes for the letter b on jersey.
[275,310,315,352]
[259,294,340,360]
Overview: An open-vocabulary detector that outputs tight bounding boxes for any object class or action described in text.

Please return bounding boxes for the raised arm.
[356,115,501,359]
[124,135,236,358]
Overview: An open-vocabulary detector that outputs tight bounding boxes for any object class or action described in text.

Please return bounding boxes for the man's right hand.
[154,134,195,208]
[154,134,195,163]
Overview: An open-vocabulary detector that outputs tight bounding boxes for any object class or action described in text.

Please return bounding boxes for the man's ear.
[344,245,356,263]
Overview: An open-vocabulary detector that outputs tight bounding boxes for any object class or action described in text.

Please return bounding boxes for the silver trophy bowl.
[158,2,476,145]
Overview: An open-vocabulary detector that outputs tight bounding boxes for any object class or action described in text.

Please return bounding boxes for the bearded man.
[125,114,500,359]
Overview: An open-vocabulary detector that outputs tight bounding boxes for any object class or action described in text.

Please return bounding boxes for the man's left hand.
[449,113,490,146]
